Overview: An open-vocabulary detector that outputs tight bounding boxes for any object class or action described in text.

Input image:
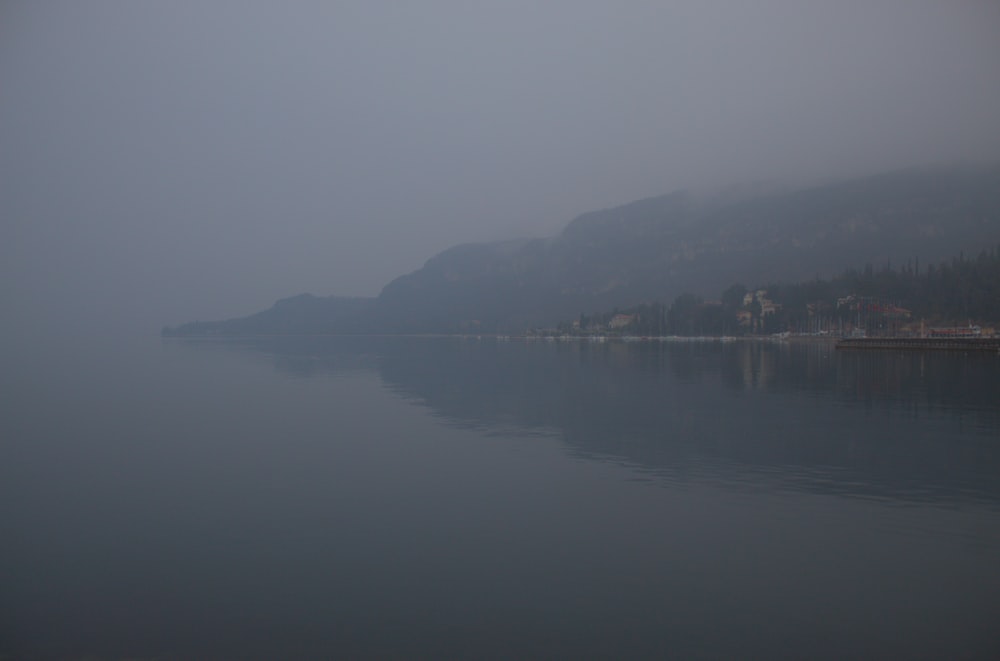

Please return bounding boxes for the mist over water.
[3,336,998,659]
[3,3,1000,658]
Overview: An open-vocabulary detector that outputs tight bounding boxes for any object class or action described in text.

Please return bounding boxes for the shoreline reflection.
[173,336,1000,509]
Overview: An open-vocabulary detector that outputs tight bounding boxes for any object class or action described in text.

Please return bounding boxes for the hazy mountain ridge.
[162,295,375,336]
[164,165,1000,336]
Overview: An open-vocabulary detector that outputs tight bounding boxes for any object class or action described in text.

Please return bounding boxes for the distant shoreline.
[836,337,1000,352]
[163,333,1000,353]
[163,332,842,344]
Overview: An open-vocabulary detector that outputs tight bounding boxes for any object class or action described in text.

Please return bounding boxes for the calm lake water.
[2,335,999,659]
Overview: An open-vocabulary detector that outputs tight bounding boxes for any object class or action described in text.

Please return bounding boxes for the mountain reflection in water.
[5,335,999,660]
[204,336,1000,509]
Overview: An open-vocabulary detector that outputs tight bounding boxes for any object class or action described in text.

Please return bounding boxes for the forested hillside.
[571,246,1000,336]
[165,165,1000,336]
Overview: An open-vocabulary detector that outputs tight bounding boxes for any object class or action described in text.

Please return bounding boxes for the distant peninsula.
[163,164,1000,337]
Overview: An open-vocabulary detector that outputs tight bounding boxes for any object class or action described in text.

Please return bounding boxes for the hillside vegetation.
[164,165,1000,336]
[569,245,1000,337]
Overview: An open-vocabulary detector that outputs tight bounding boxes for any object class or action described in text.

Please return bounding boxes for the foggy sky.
[2,0,1000,336]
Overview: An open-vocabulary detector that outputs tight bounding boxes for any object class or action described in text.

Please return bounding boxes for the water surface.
[2,336,999,659]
